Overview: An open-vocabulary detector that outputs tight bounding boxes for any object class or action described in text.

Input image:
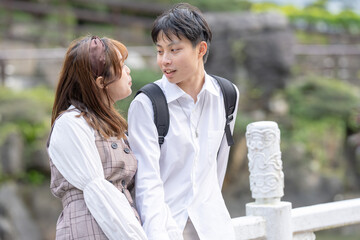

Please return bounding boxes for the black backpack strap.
[135,83,169,146]
[211,75,237,146]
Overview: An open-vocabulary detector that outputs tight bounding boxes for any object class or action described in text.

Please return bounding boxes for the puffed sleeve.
[48,111,147,240]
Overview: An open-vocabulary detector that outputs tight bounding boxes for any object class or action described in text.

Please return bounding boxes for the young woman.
[47,35,147,240]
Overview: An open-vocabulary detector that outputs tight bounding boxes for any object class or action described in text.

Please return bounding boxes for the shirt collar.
[161,71,220,103]
[202,72,220,97]
[161,75,186,103]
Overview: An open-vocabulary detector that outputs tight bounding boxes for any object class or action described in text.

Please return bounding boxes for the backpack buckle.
[226,114,234,124]
[158,136,165,145]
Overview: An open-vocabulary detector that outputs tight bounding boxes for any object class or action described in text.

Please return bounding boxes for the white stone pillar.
[245,121,292,240]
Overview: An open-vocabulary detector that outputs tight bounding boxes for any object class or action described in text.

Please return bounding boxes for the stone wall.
[205,12,295,109]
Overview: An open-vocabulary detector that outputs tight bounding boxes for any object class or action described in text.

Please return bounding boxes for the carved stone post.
[245,121,292,240]
[246,121,284,204]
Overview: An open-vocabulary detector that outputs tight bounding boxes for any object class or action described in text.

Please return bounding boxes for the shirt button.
[121,179,126,187]
[111,142,118,149]
[123,148,130,154]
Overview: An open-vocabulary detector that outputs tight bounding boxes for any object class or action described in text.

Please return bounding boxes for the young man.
[128,3,238,240]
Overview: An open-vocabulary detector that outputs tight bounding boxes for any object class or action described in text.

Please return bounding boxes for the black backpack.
[135,75,237,147]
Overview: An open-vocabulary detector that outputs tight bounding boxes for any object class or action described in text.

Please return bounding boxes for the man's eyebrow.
[156,41,181,48]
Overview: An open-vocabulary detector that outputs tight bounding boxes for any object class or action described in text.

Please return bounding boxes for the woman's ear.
[95,76,104,89]
[198,41,208,59]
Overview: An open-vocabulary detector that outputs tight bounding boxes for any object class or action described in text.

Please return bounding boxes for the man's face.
[155,32,203,85]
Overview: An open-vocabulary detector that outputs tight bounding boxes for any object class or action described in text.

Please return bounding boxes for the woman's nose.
[125,65,130,74]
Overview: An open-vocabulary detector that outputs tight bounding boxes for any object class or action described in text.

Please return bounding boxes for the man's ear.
[95,76,104,89]
[198,41,208,59]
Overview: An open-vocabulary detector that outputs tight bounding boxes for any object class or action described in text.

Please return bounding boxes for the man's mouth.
[164,69,175,74]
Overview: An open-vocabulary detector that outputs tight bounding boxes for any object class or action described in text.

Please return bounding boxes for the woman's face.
[107,50,132,103]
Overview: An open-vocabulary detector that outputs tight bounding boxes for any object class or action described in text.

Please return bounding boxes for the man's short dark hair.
[151,3,212,63]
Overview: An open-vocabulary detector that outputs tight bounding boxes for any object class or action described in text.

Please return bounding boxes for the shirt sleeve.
[128,95,183,240]
[47,112,147,240]
[217,84,240,188]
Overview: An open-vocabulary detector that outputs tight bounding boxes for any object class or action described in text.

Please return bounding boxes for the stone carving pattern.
[246,122,284,200]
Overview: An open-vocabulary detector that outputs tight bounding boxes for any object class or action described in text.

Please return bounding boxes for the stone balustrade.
[231,121,360,240]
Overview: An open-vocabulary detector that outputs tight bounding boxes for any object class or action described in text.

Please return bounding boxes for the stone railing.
[231,121,360,240]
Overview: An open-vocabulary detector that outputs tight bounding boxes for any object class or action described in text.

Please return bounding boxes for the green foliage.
[8,11,34,22]
[184,0,252,12]
[285,75,360,123]
[115,68,162,118]
[0,86,54,184]
[0,86,53,121]
[251,1,360,34]
[0,86,53,157]
[139,0,252,12]
[0,123,19,146]
[291,117,345,170]
[348,107,360,131]
[281,75,360,173]
[0,169,46,185]
[24,169,46,185]
[295,31,329,44]
[0,8,7,34]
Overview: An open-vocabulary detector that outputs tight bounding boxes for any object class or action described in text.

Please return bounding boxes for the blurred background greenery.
[0,0,360,239]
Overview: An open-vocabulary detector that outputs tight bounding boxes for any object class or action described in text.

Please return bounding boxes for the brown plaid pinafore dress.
[49,120,141,239]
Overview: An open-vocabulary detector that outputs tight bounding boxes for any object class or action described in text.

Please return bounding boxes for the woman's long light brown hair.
[51,35,129,139]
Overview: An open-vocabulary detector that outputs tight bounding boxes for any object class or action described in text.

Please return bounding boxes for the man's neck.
[177,70,205,103]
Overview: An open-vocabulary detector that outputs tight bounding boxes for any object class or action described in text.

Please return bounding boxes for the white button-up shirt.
[128,73,238,240]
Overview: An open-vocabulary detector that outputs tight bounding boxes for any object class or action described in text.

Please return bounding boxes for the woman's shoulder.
[54,108,93,134]
[48,107,96,149]
[56,108,81,123]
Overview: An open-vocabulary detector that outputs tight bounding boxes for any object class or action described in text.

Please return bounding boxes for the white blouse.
[47,108,147,240]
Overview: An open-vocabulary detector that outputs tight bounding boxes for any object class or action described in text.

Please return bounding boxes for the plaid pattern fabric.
[50,130,140,239]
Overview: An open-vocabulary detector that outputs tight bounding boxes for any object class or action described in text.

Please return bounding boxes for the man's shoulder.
[134,78,161,98]
[209,74,239,97]
[129,79,165,116]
